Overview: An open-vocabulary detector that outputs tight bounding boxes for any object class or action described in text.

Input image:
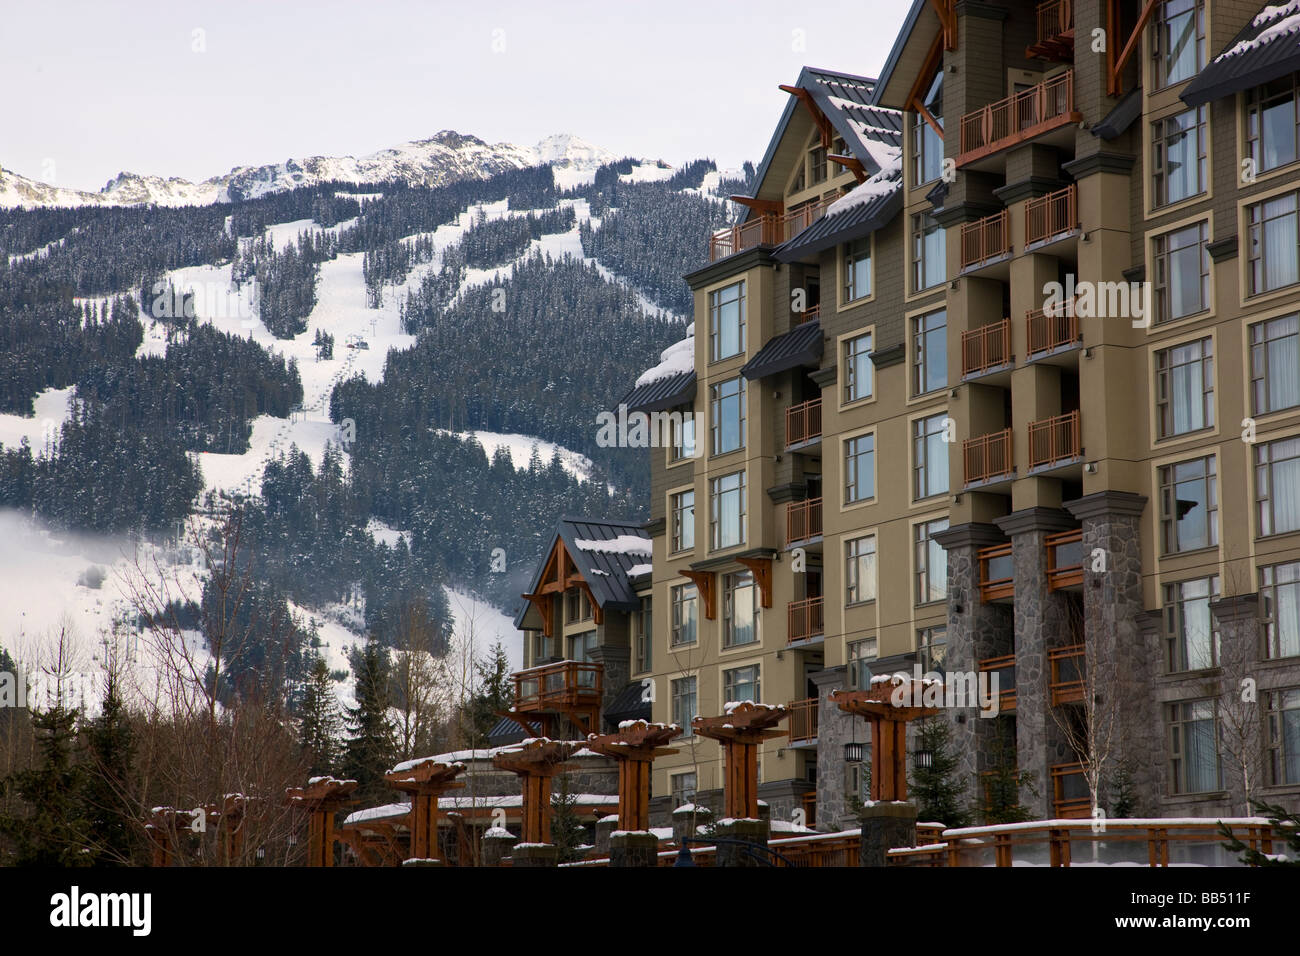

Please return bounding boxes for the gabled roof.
[512,517,651,629]
[1182,1,1300,108]
[774,176,904,261]
[872,0,941,111]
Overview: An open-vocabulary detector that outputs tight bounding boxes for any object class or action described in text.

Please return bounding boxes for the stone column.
[1211,592,1263,815]
[594,815,619,856]
[811,666,854,831]
[609,831,659,867]
[1064,491,1157,814]
[859,802,918,868]
[590,644,630,722]
[715,819,770,867]
[671,804,712,843]
[996,507,1080,820]
[932,523,1015,785]
[480,827,517,866]
[510,843,559,868]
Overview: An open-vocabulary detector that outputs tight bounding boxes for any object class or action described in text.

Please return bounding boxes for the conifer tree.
[82,669,139,865]
[909,716,970,828]
[342,639,396,800]
[0,698,90,866]
[549,773,584,862]
[463,640,511,743]
[299,652,343,777]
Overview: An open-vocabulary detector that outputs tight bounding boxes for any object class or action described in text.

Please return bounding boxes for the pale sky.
[1,0,911,192]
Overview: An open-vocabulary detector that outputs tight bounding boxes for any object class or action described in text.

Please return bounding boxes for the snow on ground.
[444,587,521,672]
[437,428,594,483]
[366,518,410,549]
[0,386,74,451]
[197,413,347,497]
[619,162,674,184]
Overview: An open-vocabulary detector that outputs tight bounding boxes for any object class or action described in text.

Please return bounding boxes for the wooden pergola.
[692,702,788,820]
[491,739,579,844]
[145,795,248,866]
[584,721,681,831]
[830,679,942,802]
[284,776,359,867]
[383,758,466,861]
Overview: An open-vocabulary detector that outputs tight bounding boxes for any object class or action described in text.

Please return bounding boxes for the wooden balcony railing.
[511,659,603,711]
[1046,528,1084,590]
[709,213,780,261]
[1025,183,1078,246]
[978,544,1015,602]
[1028,409,1081,469]
[786,397,822,448]
[961,318,1012,377]
[794,304,820,325]
[1030,0,1075,59]
[1025,302,1080,356]
[1048,643,1085,706]
[782,196,836,241]
[787,697,819,745]
[978,654,1017,712]
[787,497,823,546]
[788,596,825,644]
[1050,762,1091,818]
[959,209,1011,270]
[963,428,1013,485]
[958,70,1078,165]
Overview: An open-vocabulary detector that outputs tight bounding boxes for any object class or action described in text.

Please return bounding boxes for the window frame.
[670,582,699,648]
[709,375,746,457]
[1162,575,1221,673]
[708,280,746,362]
[843,431,877,506]
[1151,106,1207,209]
[1151,220,1210,325]
[1158,454,1218,554]
[1154,335,1214,439]
[722,569,759,649]
[911,308,948,397]
[1255,435,1300,538]
[845,534,878,606]
[710,470,747,551]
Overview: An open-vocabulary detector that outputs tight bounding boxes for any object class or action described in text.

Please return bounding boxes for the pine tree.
[81,670,139,865]
[463,640,511,743]
[1220,800,1299,866]
[981,736,1035,825]
[299,652,342,776]
[549,773,584,862]
[0,698,90,866]
[909,717,970,828]
[1108,760,1138,818]
[342,639,396,801]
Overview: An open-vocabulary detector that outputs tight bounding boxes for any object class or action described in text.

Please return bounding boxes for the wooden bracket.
[780,85,834,149]
[927,0,957,50]
[735,556,774,609]
[906,32,946,140]
[678,569,717,620]
[1107,0,1159,97]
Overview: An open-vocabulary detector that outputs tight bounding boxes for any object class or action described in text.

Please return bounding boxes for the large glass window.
[1248,191,1300,296]
[1168,699,1220,794]
[722,570,758,648]
[670,489,695,553]
[1261,560,1300,660]
[1250,314,1300,415]
[635,596,652,674]
[847,637,878,690]
[843,332,873,404]
[710,470,746,550]
[912,213,946,292]
[1152,107,1206,206]
[912,110,944,186]
[1256,437,1300,537]
[669,405,696,462]
[915,518,949,605]
[1266,688,1300,786]
[844,238,872,302]
[670,583,698,647]
[710,375,746,455]
[919,626,947,674]
[1247,75,1300,174]
[1155,337,1213,438]
[1159,456,1217,553]
[913,413,949,500]
[1163,576,1220,672]
[709,281,745,361]
[1152,221,1209,324]
[670,771,697,806]
[912,309,947,395]
[672,677,698,737]
[845,534,877,605]
[844,434,875,504]
[723,664,761,706]
[1152,0,1204,88]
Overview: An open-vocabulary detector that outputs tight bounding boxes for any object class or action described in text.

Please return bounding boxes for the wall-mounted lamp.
[1083,347,1093,358]
[1084,462,1098,474]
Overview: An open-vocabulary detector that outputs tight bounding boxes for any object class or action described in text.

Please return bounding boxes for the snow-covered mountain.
[0,131,620,209]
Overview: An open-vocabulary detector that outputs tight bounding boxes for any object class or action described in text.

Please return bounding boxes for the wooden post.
[830,679,942,804]
[492,738,578,845]
[284,777,359,868]
[692,702,788,820]
[384,758,466,861]
[586,721,681,832]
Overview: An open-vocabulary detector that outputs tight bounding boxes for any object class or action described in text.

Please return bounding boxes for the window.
[635,596,652,674]
[670,583,698,647]
[670,489,695,553]
[1151,107,1206,206]
[1247,190,1300,295]
[912,212,946,292]
[1163,576,1220,672]
[1168,699,1220,794]
[1152,221,1209,323]
[846,752,871,804]
[723,664,761,706]
[918,626,947,674]
[669,406,696,462]
[1159,456,1217,553]
[810,145,827,185]
[847,637,878,690]
[723,570,758,648]
[709,281,746,361]
[570,630,597,664]
[1152,0,1204,89]
[913,413,949,499]
[1261,560,1300,659]
[844,238,872,302]
[1155,337,1213,438]
[1247,75,1300,174]
[843,332,874,403]
[915,518,949,605]
[844,433,875,504]
[566,588,592,623]
[1266,688,1300,786]
[672,677,698,737]
[912,109,944,186]
[710,376,746,455]
[670,771,697,807]
[531,631,548,665]
[1256,437,1300,537]
[710,470,746,550]
[845,535,877,605]
[1250,314,1300,415]
[912,309,947,395]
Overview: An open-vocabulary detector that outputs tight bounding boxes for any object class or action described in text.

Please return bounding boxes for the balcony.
[511,659,603,714]
[786,397,822,450]
[786,497,823,547]
[787,697,819,745]
[961,318,1012,378]
[1050,762,1091,818]
[978,654,1017,713]
[978,544,1014,603]
[1025,303,1080,359]
[1024,183,1078,248]
[1028,0,1075,60]
[781,196,836,242]
[1048,643,1085,706]
[958,70,1079,167]
[1046,529,1084,590]
[794,304,820,326]
[959,209,1011,271]
[1027,410,1081,470]
[787,596,825,644]
[963,428,1013,486]
[709,214,780,262]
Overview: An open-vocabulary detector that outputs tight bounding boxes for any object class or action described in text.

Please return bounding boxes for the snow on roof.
[627,562,652,577]
[342,803,411,827]
[389,755,467,774]
[1218,1,1300,60]
[723,700,784,714]
[573,534,652,557]
[634,330,694,387]
[437,794,619,809]
[825,164,902,218]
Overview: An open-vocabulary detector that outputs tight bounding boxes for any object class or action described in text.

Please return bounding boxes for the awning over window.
[1181,3,1300,108]
[739,321,824,381]
[618,370,696,413]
